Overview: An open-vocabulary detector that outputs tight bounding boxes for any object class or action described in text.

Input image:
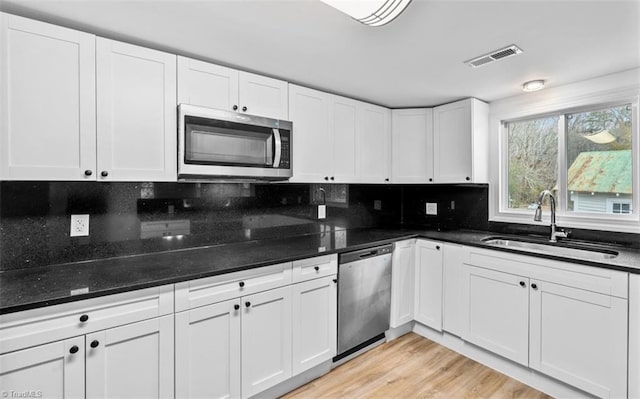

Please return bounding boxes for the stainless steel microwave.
[178,104,292,181]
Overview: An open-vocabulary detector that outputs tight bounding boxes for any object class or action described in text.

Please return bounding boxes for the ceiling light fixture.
[522,79,545,92]
[319,0,412,27]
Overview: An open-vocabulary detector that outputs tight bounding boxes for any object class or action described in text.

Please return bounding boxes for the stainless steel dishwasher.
[335,244,393,361]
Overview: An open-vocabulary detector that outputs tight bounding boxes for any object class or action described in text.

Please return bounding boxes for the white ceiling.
[1,0,639,108]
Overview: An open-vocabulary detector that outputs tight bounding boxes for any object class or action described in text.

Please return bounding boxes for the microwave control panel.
[280,136,290,169]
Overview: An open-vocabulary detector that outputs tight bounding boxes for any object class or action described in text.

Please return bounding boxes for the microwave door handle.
[272,128,282,167]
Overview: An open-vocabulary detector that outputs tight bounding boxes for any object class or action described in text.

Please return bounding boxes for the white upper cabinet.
[0,13,96,181]
[391,108,434,183]
[96,38,177,182]
[332,96,359,182]
[177,57,239,113]
[358,102,391,183]
[288,84,391,183]
[433,98,488,183]
[239,71,289,120]
[288,84,333,183]
[177,56,288,120]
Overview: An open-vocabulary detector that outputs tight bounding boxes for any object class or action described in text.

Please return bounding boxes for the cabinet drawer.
[0,285,173,355]
[175,262,292,312]
[292,254,337,283]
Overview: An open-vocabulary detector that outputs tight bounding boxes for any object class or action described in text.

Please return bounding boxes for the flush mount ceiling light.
[319,0,412,27]
[522,79,545,92]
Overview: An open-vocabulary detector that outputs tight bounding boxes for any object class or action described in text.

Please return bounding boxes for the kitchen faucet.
[533,190,568,242]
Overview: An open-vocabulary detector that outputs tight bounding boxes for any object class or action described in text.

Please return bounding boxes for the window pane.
[566,104,633,214]
[507,116,559,210]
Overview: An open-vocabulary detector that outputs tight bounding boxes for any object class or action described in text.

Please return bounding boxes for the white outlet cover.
[426,203,438,215]
[317,205,326,219]
[374,200,382,210]
[70,214,90,237]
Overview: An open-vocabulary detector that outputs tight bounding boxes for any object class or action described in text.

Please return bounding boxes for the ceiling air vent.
[465,45,523,68]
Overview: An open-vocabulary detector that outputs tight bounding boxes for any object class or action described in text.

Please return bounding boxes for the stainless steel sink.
[481,237,619,260]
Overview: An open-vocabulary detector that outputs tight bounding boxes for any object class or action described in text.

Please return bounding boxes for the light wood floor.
[283,333,553,399]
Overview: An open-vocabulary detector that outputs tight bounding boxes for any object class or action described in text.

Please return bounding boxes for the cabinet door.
[529,281,627,399]
[175,299,241,399]
[390,239,415,328]
[85,315,174,399]
[357,103,391,183]
[0,14,96,180]
[433,99,472,183]
[442,244,466,337]
[239,71,288,120]
[414,240,443,330]
[463,265,529,366]
[96,38,177,181]
[242,286,292,397]
[292,276,337,375]
[0,336,84,399]
[391,109,433,183]
[331,96,358,183]
[288,84,333,183]
[177,56,239,111]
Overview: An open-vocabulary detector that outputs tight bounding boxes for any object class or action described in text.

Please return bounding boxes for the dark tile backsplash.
[3,180,638,270]
[0,182,406,271]
[401,184,489,231]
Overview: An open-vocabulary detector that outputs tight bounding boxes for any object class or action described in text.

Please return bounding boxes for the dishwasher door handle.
[359,250,378,259]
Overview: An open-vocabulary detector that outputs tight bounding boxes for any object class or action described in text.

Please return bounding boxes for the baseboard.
[412,323,597,399]
[249,360,332,399]
[385,321,414,341]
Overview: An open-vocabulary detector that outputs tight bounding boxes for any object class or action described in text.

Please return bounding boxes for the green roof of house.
[567,150,632,194]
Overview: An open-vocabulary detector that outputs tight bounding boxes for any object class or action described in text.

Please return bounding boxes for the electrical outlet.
[426,203,438,215]
[374,200,382,210]
[70,214,90,237]
[317,205,326,219]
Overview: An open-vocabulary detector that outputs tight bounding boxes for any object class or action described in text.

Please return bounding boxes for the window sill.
[490,211,640,234]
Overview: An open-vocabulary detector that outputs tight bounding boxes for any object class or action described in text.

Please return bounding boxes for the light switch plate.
[70,214,90,237]
[426,203,438,215]
[317,205,326,219]
[374,200,382,210]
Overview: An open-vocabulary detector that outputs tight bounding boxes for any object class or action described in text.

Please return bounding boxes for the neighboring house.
[568,150,632,213]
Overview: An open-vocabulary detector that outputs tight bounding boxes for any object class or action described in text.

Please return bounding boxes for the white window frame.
[489,71,640,234]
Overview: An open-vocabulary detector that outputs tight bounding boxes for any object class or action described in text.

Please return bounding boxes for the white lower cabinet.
[242,286,293,397]
[463,265,529,366]
[0,316,173,399]
[292,275,338,374]
[461,248,629,398]
[174,256,338,398]
[390,239,415,327]
[175,299,241,399]
[529,280,628,399]
[85,315,174,399]
[0,336,85,399]
[441,244,466,337]
[414,240,443,331]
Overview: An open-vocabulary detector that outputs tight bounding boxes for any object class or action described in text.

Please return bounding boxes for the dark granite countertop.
[2,227,640,315]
